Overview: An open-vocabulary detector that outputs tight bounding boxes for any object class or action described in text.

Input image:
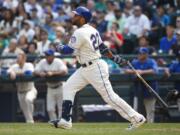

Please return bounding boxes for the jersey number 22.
[90,33,99,51]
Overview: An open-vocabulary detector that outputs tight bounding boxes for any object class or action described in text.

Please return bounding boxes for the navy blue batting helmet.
[72,6,92,22]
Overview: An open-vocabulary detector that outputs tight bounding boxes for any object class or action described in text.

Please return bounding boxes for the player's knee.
[25,97,33,104]
[47,107,55,113]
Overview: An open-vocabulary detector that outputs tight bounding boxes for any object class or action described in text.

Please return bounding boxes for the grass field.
[0,123,180,135]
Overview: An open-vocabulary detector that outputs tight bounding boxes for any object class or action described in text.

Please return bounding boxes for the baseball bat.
[127,61,168,109]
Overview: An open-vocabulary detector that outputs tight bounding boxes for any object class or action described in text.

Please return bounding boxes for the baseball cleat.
[48,119,59,127]
[50,118,72,129]
[126,115,146,131]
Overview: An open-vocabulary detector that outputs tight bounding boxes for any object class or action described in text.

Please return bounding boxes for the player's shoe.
[48,119,59,126]
[51,118,72,129]
[126,115,146,131]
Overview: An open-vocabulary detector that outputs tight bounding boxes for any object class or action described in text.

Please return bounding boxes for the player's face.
[138,53,148,61]
[17,54,26,65]
[46,55,54,64]
[71,14,83,27]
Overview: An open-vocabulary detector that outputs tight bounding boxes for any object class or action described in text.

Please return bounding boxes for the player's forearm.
[51,70,68,76]
[141,69,155,75]
[124,69,135,74]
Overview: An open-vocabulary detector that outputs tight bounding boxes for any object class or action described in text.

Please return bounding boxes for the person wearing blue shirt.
[168,51,180,91]
[159,25,177,53]
[125,47,158,123]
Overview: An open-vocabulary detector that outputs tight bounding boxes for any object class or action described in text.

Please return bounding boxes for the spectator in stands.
[0,9,17,36]
[104,0,116,21]
[0,38,23,69]
[36,29,51,55]
[29,7,41,26]
[26,42,38,63]
[124,47,158,123]
[8,53,37,123]
[159,25,177,54]
[42,13,56,41]
[107,8,126,33]
[34,49,68,122]
[123,0,133,19]
[18,20,35,43]
[18,35,28,53]
[0,34,9,55]
[15,3,29,29]
[124,5,151,38]
[105,22,124,54]
[44,4,58,19]
[2,0,18,12]
[95,0,107,12]
[24,0,43,20]
[94,9,108,35]
[54,26,65,44]
[170,30,180,55]
[175,16,180,34]
[156,6,170,27]
[134,36,156,55]
[54,6,70,24]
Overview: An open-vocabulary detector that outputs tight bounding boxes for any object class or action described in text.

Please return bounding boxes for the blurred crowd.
[0,0,179,70]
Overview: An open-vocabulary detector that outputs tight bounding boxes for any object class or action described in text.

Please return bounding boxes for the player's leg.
[55,85,63,119]
[86,60,145,128]
[25,88,37,123]
[18,92,34,123]
[47,87,57,121]
[54,68,88,129]
[144,98,156,123]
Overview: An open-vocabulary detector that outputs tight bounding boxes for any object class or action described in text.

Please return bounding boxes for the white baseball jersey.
[35,58,68,88]
[68,24,102,64]
[9,62,35,92]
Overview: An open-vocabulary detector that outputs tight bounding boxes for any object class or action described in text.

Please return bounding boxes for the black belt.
[49,85,61,89]
[81,61,93,67]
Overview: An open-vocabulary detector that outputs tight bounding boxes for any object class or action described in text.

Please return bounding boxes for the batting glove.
[112,55,127,66]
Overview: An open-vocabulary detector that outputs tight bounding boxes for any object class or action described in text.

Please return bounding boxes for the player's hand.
[136,70,143,75]
[47,71,53,77]
[112,55,127,66]
[54,43,64,52]
[39,72,46,77]
[9,71,16,80]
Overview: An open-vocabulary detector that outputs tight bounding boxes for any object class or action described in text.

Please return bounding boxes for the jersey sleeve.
[57,59,68,72]
[169,63,175,73]
[35,60,44,72]
[68,30,83,49]
[26,63,34,72]
[8,64,17,73]
[151,60,158,73]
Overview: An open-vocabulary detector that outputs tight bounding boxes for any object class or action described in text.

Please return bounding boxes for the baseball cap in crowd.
[44,49,55,56]
[138,47,149,54]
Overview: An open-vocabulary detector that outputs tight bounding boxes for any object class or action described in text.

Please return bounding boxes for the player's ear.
[80,17,86,24]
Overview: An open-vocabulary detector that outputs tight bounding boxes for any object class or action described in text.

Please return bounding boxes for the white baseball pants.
[63,59,142,123]
[47,85,63,121]
[17,87,37,123]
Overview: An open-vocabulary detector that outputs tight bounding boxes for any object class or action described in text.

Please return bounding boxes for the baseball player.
[52,6,146,130]
[125,47,158,123]
[34,49,68,121]
[8,53,37,123]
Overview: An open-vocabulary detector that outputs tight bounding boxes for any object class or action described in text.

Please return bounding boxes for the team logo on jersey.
[70,36,76,43]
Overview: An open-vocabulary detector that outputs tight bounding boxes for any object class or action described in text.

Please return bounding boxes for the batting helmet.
[72,6,92,23]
